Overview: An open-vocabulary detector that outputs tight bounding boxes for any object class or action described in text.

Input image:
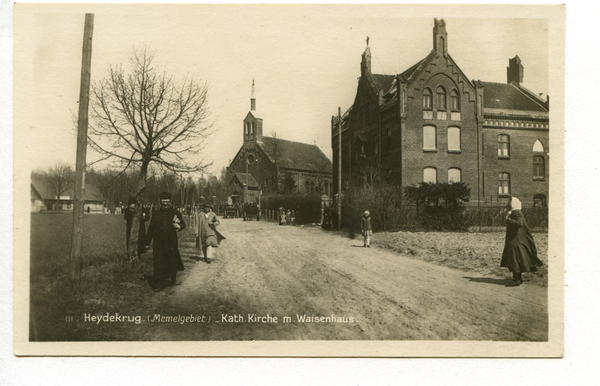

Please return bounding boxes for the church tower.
[243,79,263,144]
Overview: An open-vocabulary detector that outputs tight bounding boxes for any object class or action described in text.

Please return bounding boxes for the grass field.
[29,213,195,341]
[373,230,549,287]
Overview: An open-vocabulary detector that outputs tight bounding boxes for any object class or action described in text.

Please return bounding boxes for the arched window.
[423,125,437,150]
[533,194,547,208]
[250,122,255,135]
[436,86,447,110]
[246,122,251,135]
[448,126,461,151]
[533,156,545,179]
[448,168,461,183]
[499,172,510,195]
[450,89,460,110]
[533,140,544,152]
[423,167,437,183]
[498,135,510,157]
[423,88,433,109]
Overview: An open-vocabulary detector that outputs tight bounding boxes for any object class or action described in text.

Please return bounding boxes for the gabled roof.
[68,184,104,202]
[31,177,53,200]
[371,74,396,94]
[399,57,427,83]
[230,173,259,188]
[260,136,332,173]
[480,81,548,112]
[30,177,103,201]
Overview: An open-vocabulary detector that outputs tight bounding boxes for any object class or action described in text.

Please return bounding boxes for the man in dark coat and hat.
[145,192,186,292]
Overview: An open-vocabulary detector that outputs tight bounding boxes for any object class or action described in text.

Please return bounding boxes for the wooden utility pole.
[69,14,94,281]
[337,107,342,230]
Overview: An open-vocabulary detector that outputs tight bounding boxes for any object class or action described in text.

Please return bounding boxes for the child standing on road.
[361,210,372,248]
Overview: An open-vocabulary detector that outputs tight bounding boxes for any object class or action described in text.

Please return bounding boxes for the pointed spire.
[250,79,256,111]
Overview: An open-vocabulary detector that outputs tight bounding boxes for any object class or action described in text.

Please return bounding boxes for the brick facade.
[332,19,549,208]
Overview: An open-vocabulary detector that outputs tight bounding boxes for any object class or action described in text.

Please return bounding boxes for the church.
[226,82,333,206]
[331,19,550,208]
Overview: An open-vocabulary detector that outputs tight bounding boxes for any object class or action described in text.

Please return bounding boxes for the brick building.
[226,81,333,205]
[331,19,549,207]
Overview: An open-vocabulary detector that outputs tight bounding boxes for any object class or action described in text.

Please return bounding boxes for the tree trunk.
[127,162,149,263]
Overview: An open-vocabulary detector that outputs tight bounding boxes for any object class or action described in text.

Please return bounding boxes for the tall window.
[423,125,437,150]
[250,122,255,135]
[450,89,460,110]
[499,172,510,195]
[448,168,461,183]
[423,88,433,109]
[533,156,545,178]
[436,86,447,110]
[423,167,437,183]
[246,122,251,135]
[448,126,461,151]
[498,135,510,157]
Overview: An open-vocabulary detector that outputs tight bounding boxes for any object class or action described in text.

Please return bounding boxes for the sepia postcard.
[13,3,564,357]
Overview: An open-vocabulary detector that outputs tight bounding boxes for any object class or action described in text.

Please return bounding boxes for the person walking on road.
[145,192,186,292]
[196,203,224,264]
[501,197,543,287]
[361,210,373,248]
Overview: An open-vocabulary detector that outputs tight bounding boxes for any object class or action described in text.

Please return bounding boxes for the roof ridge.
[509,83,548,111]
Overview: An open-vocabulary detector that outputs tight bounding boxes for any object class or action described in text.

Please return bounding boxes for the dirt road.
[145,218,547,341]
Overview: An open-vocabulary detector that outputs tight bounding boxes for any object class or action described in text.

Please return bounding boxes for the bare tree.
[45,162,74,210]
[89,47,213,261]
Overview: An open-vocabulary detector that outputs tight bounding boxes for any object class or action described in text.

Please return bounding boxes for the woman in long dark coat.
[145,192,186,292]
[501,197,543,286]
[124,197,148,257]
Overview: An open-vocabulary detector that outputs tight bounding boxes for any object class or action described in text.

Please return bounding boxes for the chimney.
[507,56,524,85]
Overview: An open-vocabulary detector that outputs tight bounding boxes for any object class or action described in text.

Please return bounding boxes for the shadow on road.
[463,277,511,286]
[351,245,367,248]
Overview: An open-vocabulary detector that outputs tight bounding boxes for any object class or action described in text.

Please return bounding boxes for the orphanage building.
[331,19,550,207]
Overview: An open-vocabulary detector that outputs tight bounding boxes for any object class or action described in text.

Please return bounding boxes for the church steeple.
[244,79,263,144]
[250,79,256,111]
[361,37,372,76]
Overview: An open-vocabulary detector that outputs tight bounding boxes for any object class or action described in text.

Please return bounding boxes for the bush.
[404,182,471,231]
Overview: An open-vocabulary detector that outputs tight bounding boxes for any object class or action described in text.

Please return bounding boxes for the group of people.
[359,196,542,287]
[125,192,224,292]
[278,207,296,225]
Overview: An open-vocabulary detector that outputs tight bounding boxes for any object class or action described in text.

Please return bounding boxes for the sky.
[15,4,550,177]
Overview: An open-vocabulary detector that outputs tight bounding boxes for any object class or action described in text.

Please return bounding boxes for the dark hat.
[203,202,213,209]
[159,192,172,200]
[127,197,137,206]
